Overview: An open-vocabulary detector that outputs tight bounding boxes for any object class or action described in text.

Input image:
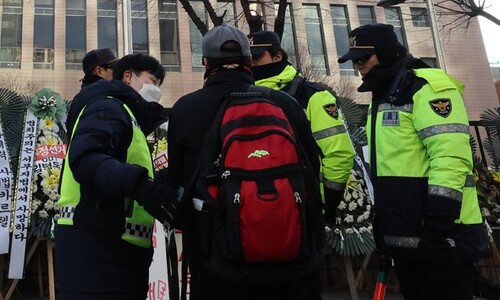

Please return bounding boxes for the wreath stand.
[342,251,373,300]
[0,237,55,300]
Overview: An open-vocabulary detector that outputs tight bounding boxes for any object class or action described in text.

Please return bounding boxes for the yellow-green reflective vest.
[57,102,155,248]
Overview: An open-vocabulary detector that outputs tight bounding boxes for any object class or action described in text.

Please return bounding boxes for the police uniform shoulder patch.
[323,103,338,119]
[429,98,451,118]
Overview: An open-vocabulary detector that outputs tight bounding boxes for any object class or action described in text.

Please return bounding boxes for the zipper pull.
[234,193,240,204]
[294,192,302,203]
[221,170,230,179]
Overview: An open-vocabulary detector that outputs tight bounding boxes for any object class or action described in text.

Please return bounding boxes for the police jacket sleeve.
[68,99,148,198]
[269,89,321,176]
[306,90,354,191]
[412,69,472,222]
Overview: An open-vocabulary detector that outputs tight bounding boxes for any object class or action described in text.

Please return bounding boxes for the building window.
[189,1,206,72]
[410,7,429,27]
[274,3,297,66]
[420,57,436,68]
[33,0,54,69]
[331,5,354,76]
[217,1,236,25]
[357,6,375,25]
[302,4,328,75]
[98,0,118,55]
[0,0,22,68]
[384,7,407,47]
[159,0,180,72]
[131,0,149,54]
[66,0,86,70]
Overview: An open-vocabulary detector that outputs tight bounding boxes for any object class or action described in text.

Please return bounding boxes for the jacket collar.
[204,67,254,87]
[72,80,166,135]
[253,64,298,90]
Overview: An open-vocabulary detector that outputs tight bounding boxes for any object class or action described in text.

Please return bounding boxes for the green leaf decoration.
[28,88,66,123]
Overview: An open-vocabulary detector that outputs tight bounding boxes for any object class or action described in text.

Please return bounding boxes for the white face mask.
[134,73,162,103]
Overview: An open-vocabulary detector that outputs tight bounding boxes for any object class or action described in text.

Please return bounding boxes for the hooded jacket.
[59,79,167,237]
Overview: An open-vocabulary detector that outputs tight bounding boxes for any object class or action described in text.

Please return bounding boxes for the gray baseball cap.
[202,24,251,59]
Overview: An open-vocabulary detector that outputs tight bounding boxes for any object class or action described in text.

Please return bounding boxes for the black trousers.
[392,253,474,300]
[189,272,322,300]
[54,225,153,300]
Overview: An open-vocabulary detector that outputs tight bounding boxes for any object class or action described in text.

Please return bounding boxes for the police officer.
[55,53,178,300]
[249,31,355,222]
[338,23,488,300]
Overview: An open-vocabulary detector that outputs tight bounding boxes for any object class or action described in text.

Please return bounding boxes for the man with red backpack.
[168,24,323,300]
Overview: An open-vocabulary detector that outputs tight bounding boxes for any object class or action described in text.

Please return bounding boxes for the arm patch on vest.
[323,103,338,119]
[429,98,452,118]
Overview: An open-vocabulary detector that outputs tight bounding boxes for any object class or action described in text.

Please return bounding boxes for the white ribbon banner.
[148,221,169,300]
[338,108,375,205]
[0,120,13,254]
[8,111,38,279]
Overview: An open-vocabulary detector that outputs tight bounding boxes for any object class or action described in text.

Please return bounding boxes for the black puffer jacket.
[65,80,167,234]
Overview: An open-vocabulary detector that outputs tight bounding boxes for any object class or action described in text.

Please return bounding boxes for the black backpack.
[176,86,324,295]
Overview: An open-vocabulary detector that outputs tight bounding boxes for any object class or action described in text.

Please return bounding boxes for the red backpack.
[179,86,323,285]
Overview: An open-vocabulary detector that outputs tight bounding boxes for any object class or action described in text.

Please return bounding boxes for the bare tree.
[434,0,500,29]
[176,0,289,38]
[0,74,39,97]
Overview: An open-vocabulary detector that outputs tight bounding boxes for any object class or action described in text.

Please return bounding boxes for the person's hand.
[418,219,461,288]
[133,177,178,226]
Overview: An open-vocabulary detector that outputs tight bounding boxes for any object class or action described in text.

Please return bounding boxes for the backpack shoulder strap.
[285,69,304,98]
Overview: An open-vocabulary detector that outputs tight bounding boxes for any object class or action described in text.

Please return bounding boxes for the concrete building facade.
[0,0,497,120]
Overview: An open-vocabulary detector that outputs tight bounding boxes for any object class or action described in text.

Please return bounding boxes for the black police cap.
[338,24,399,63]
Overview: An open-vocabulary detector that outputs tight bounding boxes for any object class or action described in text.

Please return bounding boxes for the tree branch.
[202,0,224,26]
[178,0,208,35]
[241,0,263,32]
[274,0,288,40]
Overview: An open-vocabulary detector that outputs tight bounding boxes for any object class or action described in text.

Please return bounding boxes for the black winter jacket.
[65,80,167,235]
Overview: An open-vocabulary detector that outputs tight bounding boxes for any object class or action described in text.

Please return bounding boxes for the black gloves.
[133,176,178,226]
[418,218,461,289]
[324,187,344,223]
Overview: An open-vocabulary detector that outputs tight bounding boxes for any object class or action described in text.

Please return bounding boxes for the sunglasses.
[354,53,374,65]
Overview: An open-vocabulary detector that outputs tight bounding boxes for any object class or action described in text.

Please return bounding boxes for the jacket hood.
[68,80,167,135]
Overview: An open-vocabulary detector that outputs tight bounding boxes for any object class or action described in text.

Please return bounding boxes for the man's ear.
[202,57,209,69]
[93,66,106,77]
[123,70,133,85]
[92,66,102,76]
[273,51,283,62]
